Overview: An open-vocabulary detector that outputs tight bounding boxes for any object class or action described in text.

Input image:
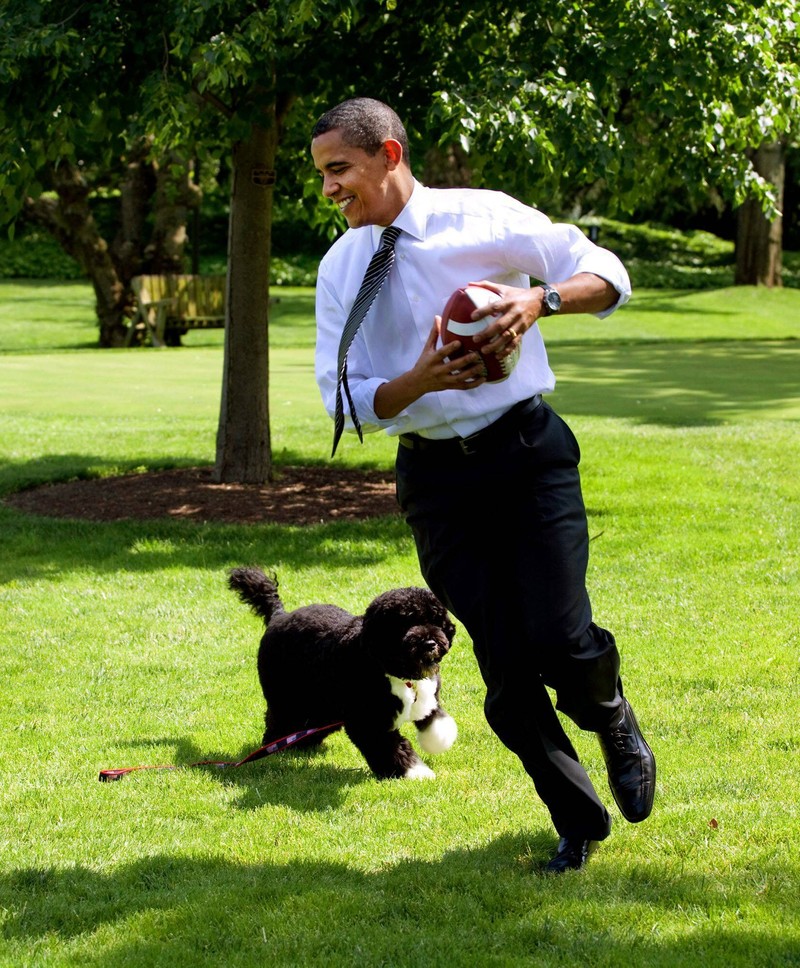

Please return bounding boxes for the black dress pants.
[396,401,621,840]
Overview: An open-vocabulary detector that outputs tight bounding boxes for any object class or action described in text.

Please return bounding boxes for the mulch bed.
[5,466,399,526]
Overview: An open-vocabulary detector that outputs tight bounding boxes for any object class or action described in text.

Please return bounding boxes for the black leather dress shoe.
[597,698,656,823]
[545,837,598,873]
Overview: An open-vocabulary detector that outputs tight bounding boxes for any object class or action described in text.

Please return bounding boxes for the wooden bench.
[128,274,226,346]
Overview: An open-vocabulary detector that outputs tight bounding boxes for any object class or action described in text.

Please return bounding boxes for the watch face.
[544,287,561,313]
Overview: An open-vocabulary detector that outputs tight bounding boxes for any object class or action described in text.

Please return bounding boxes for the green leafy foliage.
[1,0,798,369]
[429,0,800,215]
[0,1,169,222]
[4,218,799,290]
[0,232,85,279]
[0,232,323,286]
[3,0,798,229]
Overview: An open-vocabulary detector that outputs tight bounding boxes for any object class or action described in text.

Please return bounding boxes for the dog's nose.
[406,626,450,661]
[424,635,448,657]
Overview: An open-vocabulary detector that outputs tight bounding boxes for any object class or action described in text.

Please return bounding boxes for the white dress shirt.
[315,180,631,441]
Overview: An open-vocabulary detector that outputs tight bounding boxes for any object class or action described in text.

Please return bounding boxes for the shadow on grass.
[622,290,739,314]
[102,733,369,813]
[2,338,798,584]
[2,836,797,966]
[0,504,412,583]
[549,340,800,425]
[0,450,393,497]
[0,338,100,352]
[0,453,207,494]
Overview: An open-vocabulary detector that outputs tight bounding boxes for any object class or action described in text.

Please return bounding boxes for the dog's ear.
[417,589,456,643]
[360,593,403,651]
[364,589,456,640]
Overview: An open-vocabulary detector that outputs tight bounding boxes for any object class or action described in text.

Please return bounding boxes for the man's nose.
[322,174,338,198]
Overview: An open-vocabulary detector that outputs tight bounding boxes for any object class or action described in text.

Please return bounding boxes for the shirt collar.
[370,180,427,246]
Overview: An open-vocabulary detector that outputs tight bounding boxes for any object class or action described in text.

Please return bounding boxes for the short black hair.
[312,98,410,166]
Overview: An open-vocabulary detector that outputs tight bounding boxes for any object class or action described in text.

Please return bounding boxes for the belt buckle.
[458,432,481,456]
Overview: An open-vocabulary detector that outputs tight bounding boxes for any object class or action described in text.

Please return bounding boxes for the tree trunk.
[111,139,156,283]
[26,161,128,346]
[214,118,276,484]
[146,151,202,274]
[735,141,785,287]
[422,143,472,187]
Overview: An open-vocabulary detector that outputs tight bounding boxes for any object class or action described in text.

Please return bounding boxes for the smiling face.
[311,128,412,229]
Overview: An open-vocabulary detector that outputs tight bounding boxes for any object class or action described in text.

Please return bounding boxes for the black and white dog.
[228,567,458,779]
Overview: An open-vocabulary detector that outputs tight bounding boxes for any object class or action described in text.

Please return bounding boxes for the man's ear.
[383,139,404,169]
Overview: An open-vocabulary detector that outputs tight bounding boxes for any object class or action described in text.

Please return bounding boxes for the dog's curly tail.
[228,567,285,625]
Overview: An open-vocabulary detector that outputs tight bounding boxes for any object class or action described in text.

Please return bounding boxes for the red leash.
[98,722,344,782]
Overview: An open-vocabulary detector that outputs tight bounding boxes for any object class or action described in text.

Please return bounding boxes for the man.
[312,97,655,873]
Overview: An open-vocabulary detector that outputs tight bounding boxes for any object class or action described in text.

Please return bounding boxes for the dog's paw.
[417,714,458,754]
[404,761,436,780]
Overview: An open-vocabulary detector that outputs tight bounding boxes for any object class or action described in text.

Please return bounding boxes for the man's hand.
[374,319,486,419]
[467,281,542,360]
[468,273,619,359]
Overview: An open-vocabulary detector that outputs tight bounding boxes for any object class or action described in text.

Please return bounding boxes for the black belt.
[398,395,542,457]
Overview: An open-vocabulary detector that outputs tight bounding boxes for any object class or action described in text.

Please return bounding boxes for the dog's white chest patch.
[387,676,437,727]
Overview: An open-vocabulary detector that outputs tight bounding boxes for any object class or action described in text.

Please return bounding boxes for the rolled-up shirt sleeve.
[504,216,631,318]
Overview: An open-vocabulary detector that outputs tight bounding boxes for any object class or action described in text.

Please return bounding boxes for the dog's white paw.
[417,714,458,754]
[404,761,436,780]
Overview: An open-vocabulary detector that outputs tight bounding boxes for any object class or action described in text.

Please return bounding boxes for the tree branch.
[191,83,234,119]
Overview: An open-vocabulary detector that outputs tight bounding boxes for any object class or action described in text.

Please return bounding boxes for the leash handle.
[98,722,343,782]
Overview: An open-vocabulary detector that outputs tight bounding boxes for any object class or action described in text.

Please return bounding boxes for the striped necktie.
[331,225,401,457]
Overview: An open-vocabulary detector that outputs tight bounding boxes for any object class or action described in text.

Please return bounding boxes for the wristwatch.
[538,284,562,316]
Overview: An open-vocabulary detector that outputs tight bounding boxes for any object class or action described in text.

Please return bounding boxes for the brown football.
[441,285,519,383]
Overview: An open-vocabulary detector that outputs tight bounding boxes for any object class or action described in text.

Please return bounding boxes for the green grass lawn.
[1,281,799,967]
